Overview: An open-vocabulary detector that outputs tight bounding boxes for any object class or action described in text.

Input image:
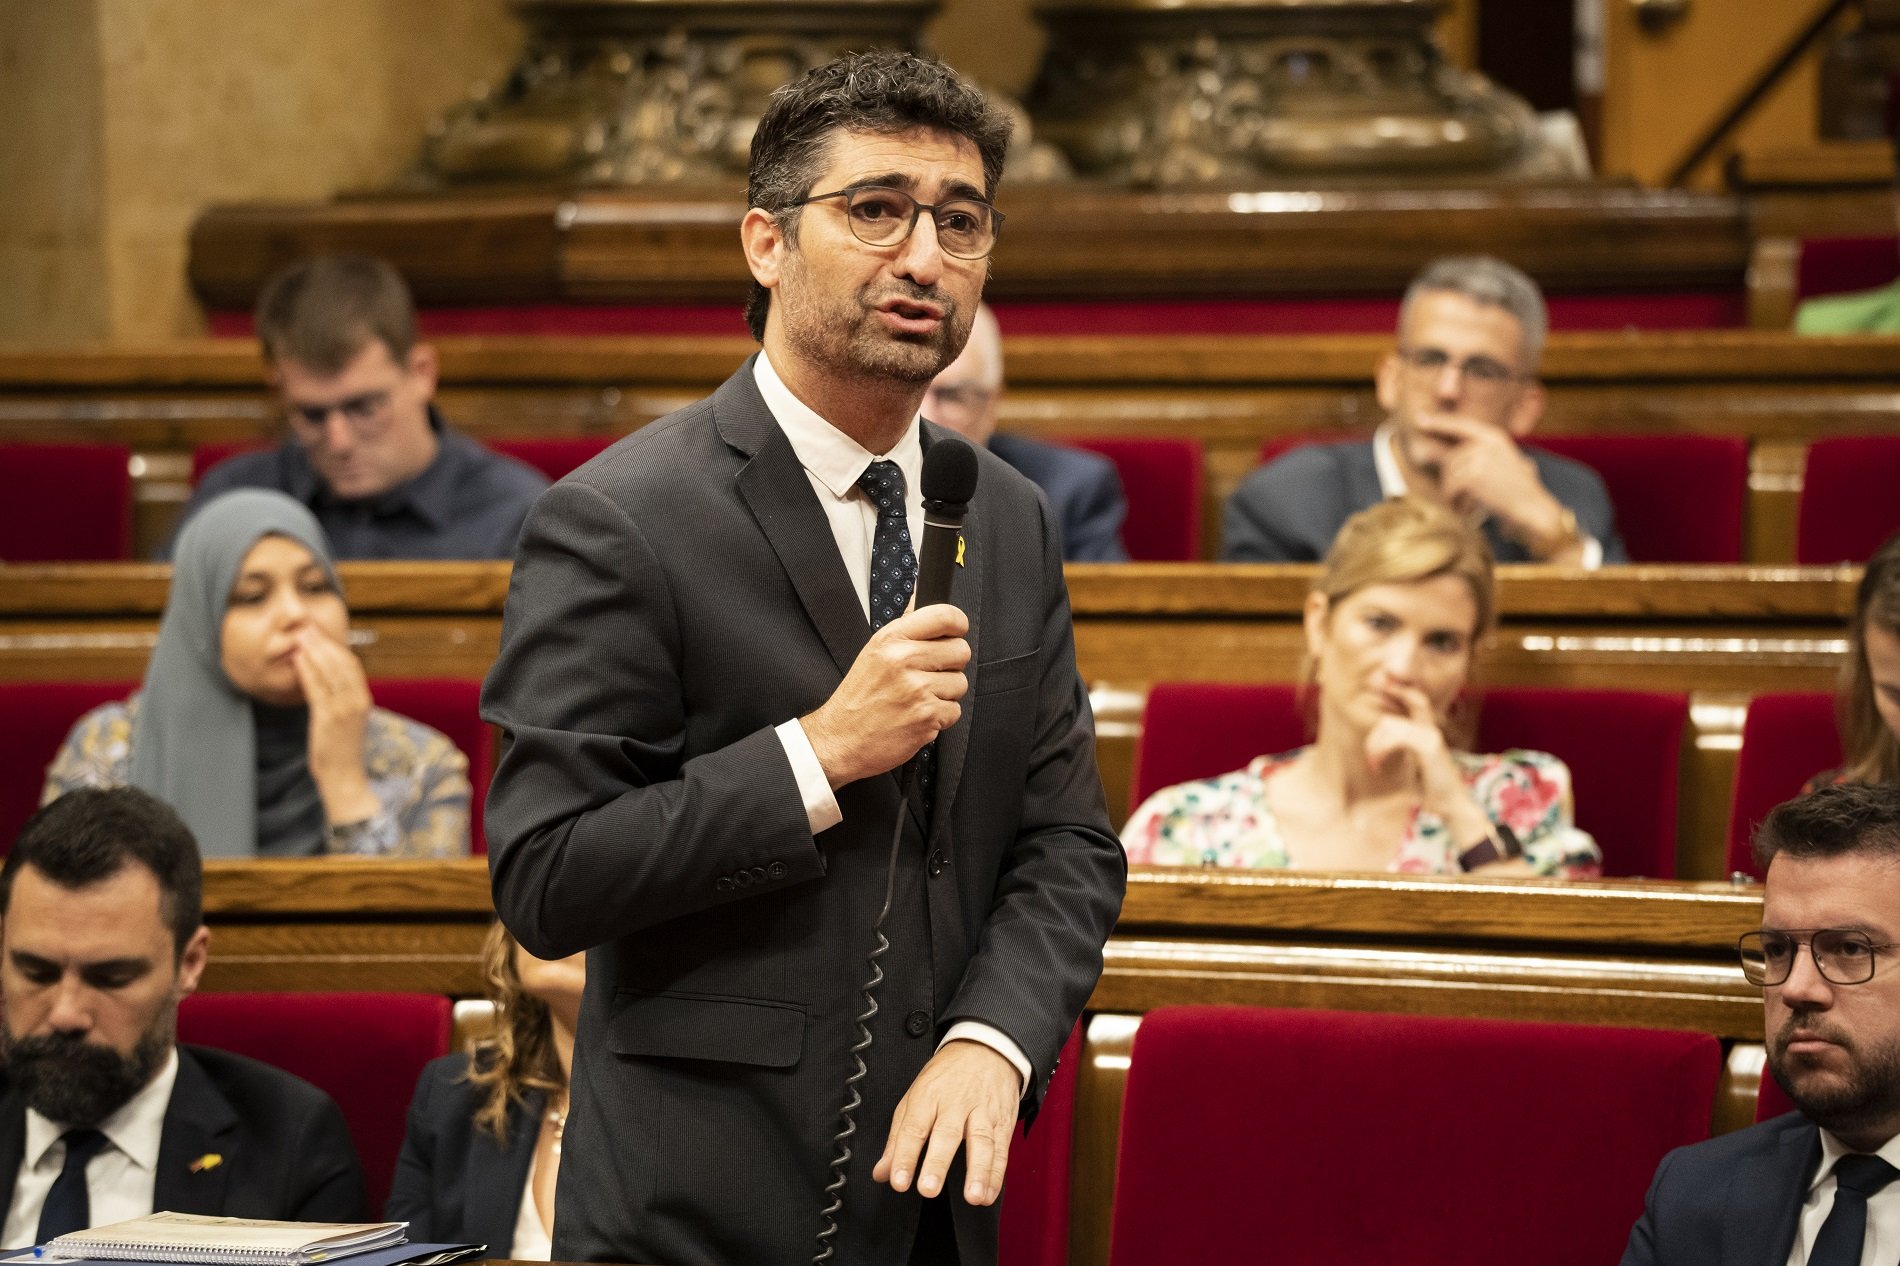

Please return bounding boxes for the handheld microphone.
[915,436,978,610]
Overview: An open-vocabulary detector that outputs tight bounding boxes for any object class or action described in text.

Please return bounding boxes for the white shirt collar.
[1811,1127,1900,1194]
[24,1046,179,1176]
[1372,420,1409,499]
[751,352,923,498]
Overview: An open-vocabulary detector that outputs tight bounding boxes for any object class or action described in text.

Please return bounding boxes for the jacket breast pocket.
[975,647,1041,697]
[608,988,805,1067]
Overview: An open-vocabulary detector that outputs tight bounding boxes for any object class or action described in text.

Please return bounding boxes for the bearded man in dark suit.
[481,49,1125,1266]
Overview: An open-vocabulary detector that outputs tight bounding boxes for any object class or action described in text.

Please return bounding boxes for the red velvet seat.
[0,681,139,849]
[1756,1064,1798,1123]
[487,436,615,483]
[1725,692,1842,880]
[1058,437,1204,561]
[178,991,450,1214]
[1108,1006,1721,1266]
[1795,235,1899,303]
[1130,682,1687,877]
[191,441,270,486]
[371,678,492,855]
[998,1022,1083,1266]
[1796,436,1900,564]
[0,444,133,562]
[1252,433,1747,563]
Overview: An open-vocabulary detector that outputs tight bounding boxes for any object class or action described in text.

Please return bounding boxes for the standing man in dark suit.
[481,49,1125,1266]
[1623,783,1900,1265]
[0,788,367,1248]
[924,305,1130,562]
[1222,255,1627,566]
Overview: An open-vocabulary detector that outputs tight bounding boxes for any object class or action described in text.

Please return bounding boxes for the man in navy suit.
[1623,783,1900,1265]
[0,789,366,1248]
[1222,255,1626,566]
[924,305,1129,562]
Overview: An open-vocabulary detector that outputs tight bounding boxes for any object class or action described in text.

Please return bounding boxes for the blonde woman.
[1124,496,1600,876]
[386,924,584,1256]
[1807,528,1900,791]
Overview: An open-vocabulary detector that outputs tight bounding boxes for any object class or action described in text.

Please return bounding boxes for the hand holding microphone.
[803,438,979,790]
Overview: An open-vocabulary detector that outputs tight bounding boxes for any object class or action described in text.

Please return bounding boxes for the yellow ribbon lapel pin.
[189,1153,223,1173]
[956,535,966,567]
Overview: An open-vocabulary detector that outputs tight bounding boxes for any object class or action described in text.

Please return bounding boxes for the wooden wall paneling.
[1748,438,1809,565]
[1072,1013,1138,1266]
[1748,237,1801,330]
[1684,693,1750,881]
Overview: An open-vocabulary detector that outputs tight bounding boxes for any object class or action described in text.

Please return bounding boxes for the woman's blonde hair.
[462,921,565,1143]
[1840,531,1900,784]
[1314,495,1497,633]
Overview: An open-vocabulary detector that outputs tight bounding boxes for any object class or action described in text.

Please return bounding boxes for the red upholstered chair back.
[1108,1006,1721,1266]
[1796,436,1900,564]
[1527,435,1748,564]
[0,444,133,562]
[1473,687,1688,878]
[370,678,492,854]
[1795,235,1900,302]
[997,1022,1083,1266]
[487,436,615,483]
[191,442,270,486]
[1059,437,1203,561]
[1129,682,1685,877]
[0,681,139,849]
[1756,1065,1798,1122]
[1725,692,1842,880]
[177,991,451,1214]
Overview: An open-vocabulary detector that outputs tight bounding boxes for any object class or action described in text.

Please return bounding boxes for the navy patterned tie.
[36,1128,108,1243]
[1810,1152,1900,1266]
[856,461,935,812]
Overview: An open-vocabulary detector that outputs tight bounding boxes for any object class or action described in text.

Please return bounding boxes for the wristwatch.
[1457,825,1524,871]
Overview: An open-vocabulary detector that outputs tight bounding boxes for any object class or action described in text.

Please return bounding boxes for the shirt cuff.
[940,1022,1031,1094]
[775,719,842,835]
[1578,533,1604,571]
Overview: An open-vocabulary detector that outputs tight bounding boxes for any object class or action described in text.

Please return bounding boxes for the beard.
[1767,1011,1900,1139]
[775,252,971,386]
[2,1016,173,1127]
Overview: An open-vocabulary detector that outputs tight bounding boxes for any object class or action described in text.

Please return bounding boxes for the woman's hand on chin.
[1362,684,1485,829]
[292,625,379,825]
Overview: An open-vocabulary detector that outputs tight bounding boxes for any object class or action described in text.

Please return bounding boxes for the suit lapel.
[153,1048,239,1214]
[720,362,871,680]
[1722,1116,1819,1266]
[467,1091,544,1251]
[0,1088,26,1214]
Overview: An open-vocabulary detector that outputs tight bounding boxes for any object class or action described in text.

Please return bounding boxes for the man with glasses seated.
[165,255,547,560]
[1221,255,1626,566]
[1623,782,1900,1266]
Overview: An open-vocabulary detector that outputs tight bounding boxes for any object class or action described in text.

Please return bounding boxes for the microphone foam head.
[921,435,980,506]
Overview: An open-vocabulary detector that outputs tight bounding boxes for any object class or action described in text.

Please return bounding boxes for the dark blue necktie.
[857,461,934,813]
[1810,1152,1900,1266]
[35,1128,108,1243]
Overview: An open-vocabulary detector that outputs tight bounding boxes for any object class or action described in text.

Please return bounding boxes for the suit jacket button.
[767,861,787,880]
[905,1010,930,1038]
[927,850,946,878]
[715,877,733,893]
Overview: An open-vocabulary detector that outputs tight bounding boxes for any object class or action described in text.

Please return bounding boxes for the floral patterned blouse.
[42,695,472,859]
[1122,746,1602,878]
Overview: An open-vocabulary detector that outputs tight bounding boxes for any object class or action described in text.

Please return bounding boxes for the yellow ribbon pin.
[189,1153,223,1173]
[955,535,966,567]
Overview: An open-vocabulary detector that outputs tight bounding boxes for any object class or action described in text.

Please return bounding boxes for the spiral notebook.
[40,1214,407,1265]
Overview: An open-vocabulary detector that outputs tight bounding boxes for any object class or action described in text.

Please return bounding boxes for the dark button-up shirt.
[164,408,549,561]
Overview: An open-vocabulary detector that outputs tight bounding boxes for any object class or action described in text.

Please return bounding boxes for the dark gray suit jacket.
[986,434,1128,563]
[1620,1112,1821,1266]
[1220,439,1628,563]
[481,360,1126,1266]
[0,1044,369,1240]
[384,1052,539,1249]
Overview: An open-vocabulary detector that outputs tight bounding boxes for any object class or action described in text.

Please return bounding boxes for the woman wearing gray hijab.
[43,488,470,858]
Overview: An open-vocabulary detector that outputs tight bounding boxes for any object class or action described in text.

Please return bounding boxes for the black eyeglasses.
[1394,346,1527,389]
[1737,929,1900,986]
[787,185,1004,260]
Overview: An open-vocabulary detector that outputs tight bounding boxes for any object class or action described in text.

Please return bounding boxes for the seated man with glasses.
[1623,782,1900,1266]
[924,305,1128,562]
[164,255,548,561]
[1221,255,1626,566]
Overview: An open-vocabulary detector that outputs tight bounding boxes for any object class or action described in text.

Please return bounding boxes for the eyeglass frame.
[784,184,1006,260]
[282,389,397,443]
[1736,927,1900,987]
[1392,345,1533,389]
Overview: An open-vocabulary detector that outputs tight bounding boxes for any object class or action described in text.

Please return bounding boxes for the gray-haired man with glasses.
[1222,255,1627,566]
[1624,782,1900,1266]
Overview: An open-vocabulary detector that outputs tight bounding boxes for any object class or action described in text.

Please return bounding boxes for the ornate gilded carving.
[1025,0,1572,185]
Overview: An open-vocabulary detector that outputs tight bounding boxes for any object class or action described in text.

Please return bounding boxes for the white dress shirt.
[753,353,1031,1091]
[2,1048,180,1249]
[1371,421,1604,569]
[1786,1129,1900,1266]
